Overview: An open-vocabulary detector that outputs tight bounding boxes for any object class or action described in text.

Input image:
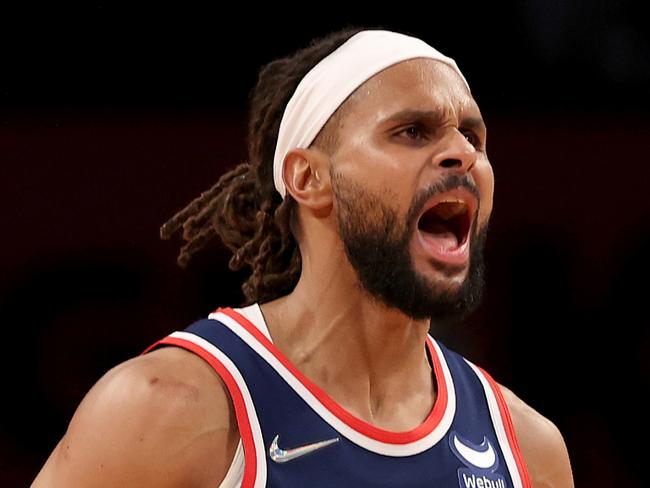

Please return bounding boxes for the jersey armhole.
[218,440,244,488]
[143,335,262,488]
[477,366,533,488]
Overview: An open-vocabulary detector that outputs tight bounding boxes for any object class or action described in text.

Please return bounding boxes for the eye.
[398,124,427,141]
[462,130,483,150]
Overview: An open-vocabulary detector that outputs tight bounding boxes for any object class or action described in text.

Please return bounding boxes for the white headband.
[272,29,470,198]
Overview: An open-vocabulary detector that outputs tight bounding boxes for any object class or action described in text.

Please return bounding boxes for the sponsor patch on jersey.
[450,431,507,488]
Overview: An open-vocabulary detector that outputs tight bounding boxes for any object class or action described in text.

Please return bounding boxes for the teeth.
[433,201,467,220]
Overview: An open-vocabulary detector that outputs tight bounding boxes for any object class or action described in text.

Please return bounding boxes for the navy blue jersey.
[147,305,530,488]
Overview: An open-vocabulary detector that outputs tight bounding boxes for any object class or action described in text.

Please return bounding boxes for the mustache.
[406,173,481,226]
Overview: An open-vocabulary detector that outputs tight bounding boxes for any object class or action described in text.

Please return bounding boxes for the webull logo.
[460,472,506,488]
[450,432,507,488]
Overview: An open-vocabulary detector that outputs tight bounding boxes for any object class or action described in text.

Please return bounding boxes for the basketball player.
[33,28,574,487]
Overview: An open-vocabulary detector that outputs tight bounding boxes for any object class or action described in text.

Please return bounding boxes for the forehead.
[345,58,479,124]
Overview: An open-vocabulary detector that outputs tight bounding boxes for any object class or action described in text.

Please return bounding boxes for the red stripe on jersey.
[479,367,532,488]
[144,337,258,488]
[218,307,449,445]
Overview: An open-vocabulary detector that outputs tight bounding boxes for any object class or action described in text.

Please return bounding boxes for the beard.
[331,171,488,325]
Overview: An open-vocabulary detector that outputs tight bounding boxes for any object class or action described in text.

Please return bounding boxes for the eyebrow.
[381,109,485,131]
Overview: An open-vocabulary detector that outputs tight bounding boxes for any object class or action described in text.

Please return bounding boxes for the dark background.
[2,4,649,486]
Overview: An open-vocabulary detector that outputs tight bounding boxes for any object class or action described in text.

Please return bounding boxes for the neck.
[259,252,435,431]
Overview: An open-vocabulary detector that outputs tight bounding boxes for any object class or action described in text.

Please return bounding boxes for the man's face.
[327,58,494,323]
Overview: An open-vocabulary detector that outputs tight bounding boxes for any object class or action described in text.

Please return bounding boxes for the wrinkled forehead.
[347,58,479,122]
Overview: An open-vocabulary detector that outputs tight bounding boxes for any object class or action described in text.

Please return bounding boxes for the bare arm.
[500,385,574,488]
[32,347,239,488]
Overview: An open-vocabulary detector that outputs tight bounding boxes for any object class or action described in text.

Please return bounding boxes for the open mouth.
[417,199,473,249]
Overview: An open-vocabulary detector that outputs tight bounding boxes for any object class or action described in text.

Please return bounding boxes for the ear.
[282,147,333,212]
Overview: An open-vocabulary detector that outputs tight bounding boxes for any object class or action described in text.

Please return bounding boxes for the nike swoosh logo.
[269,434,340,463]
[452,433,497,469]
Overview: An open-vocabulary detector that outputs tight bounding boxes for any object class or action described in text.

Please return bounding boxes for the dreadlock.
[160,25,377,305]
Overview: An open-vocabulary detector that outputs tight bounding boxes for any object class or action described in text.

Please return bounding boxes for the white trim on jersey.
[465,360,524,488]
[235,304,273,341]
[218,440,244,488]
[208,310,457,457]
[169,331,267,488]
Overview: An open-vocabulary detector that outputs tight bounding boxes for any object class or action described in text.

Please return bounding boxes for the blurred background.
[2,3,649,486]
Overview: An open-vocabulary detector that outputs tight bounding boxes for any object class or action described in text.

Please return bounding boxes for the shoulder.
[498,384,574,488]
[32,347,239,488]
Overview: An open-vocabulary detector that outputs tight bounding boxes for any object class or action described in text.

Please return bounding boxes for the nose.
[432,128,478,173]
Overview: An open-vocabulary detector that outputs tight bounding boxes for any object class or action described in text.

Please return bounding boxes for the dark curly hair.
[160,25,382,305]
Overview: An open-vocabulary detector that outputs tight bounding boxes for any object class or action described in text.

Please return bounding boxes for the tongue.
[420,222,459,249]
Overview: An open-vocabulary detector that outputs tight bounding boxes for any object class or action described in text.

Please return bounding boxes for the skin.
[33,58,574,487]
